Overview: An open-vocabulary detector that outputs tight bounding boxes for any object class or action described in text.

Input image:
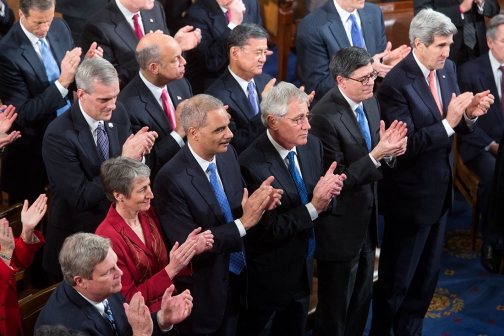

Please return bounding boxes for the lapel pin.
[150,18,154,22]
[108,123,114,128]
[442,75,446,79]
[177,96,182,100]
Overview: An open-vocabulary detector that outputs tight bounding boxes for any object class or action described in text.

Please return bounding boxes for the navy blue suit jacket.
[297,1,386,104]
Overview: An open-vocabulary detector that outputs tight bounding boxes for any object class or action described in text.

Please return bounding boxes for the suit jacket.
[41,101,132,277]
[35,281,174,336]
[82,0,169,89]
[296,1,386,104]
[164,0,192,33]
[238,133,322,310]
[184,0,262,93]
[56,0,109,20]
[0,19,74,195]
[377,51,472,224]
[457,53,504,163]
[0,232,44,336]
[153,144,245,335]
[205,69,272,153]
[310,86,382,261]
[118,73,192,181]
[0,0,14,37]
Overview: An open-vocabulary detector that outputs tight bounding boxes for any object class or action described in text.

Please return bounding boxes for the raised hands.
[228,0,247,25]
[0,105,17,133]
[21,194,47,243]
[122,127,158,161]
[156,286,193,330]
[59,47,82,88]
[261,78,277,99]
[186,227,214,255]
[0,131,21,149]
[124,292,153,336]
[466,90,494,119]
[165,238,196,279]
[370,120,408,161]
[240,176,283,230]
[445,92,476,128]
[311,162,346,213]
[0,219,14,265]
[373,42,411,78]
[84,42,104,60]
[174,26,202,51]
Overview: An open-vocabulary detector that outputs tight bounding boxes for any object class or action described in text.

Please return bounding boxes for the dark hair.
[329,46,374,80]
[20,0,55,16]
[35,325,85,336]
[228,23,268,51]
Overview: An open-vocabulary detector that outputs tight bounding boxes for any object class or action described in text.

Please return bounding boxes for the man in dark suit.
[119,33,192,182]
[310,47,407,336]
[414,0,500,67]
[36,233,192,336]
[153,94,281,336]
[370,9,494,336]
[0,0,102,205]
[458,14,504,273]
[164,0,192,35]
[296,0,410,104]
[42,58,157,283]
[0,0,14,38]
[238,82,344,336]
[82,0,201,89]
[206,23,274,154]
[184,0,263,94]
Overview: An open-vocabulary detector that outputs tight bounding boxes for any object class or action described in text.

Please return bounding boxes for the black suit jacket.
[41,102,132,276]
[310,86,382,261]
[238,133,323,310]
[153,144,245,334]
[56,0,109,20]
[82,1,169,88]
[377,52,472,224]
[457,53,504,163]
[184,0,262,93]
[0,0,14,37]
[0,19,74,195]
[118,73,193,181]
[205,69,272,153]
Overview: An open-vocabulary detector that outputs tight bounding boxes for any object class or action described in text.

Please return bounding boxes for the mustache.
[220,139,232,145]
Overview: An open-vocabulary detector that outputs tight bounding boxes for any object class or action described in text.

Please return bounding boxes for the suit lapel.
[14,23,48,84]
[72,104,103,175]
[110,2,139,53]
[478,56,504,129]
[358,6,375,52]
[326,2,351,49]
[206,0,228,40]
[223,70,256,122]
[46,28,67,64]
[106,119,121,158]
[167,80,189,109]
[140,8,158,33]
[297,144,317,194]
[363,98,380,147]
[437,67,453,118]
[136,76,173,135]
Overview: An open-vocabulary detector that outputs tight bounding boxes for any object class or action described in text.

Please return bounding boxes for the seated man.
[36,233,192,336]
[205,23,274,154]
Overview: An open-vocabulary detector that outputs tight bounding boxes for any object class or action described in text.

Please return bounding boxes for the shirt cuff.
[235,219,246,237]
[55,80,69,98]
[368,153,381,168]
[485,141,496,151]
[478,1,485,14]
[228,22,237,30]
[305,203,318,221]
[442,119,455,137]
[170,131,184,147]
[463,110,477,130]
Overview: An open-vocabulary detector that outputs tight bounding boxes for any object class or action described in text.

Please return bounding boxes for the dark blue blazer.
[457,53,504,163]
[297,1,386,104]
[205,68,272,153]
[377,51,472,224]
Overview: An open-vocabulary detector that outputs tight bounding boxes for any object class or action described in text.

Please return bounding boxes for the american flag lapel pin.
[150,18,154,22]
[108,123,114,128]
[442,75,446,79]
[177,96,182,100]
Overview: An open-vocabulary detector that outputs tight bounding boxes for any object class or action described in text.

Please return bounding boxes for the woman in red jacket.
[0,194,47,336]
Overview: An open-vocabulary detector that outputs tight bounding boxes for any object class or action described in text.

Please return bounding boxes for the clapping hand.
[124,292,153,336]
[156,286,193,330]
[20,194,47,243]
[0,219,14,264]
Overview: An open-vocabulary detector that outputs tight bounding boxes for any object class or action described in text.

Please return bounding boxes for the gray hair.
[181,94,224,133]
[75,58,118,93]
[59,233,111,286]
[260,82,309,127]
[100,157,151,202]
[329,46,374,80]
[136,44,163,71]
[228,23,268,50]
[409,9,457,47]
[487,14,504,40]
[20,0,54,16]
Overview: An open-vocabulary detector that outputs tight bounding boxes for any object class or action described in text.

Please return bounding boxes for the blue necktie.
[349,14,365,48]
[247,81,260,115]
[207,163,246,274]
[103,300,119,336]
[96,122,110,162]
[356,105,372,152]
[286,151,315,260]
[38,38,71,116]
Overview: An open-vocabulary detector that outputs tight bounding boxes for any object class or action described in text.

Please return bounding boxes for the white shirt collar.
[79,100,103,132]
[77,291,105,315]
[333,0,359,23]
[187,143,217,174]
[228,66,255,97]
[488,49,504,72]
[116,0,140,22]
[412,49,433,81]
[220,5,228,14]
[19,18,45,47]
[338,87,362,113]
[266,129,297,161]
[139,71,165,101]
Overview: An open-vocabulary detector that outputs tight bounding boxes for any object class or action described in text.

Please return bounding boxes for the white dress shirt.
[116,0,145,35]
[333,0,367,49]
[228,66,258,99]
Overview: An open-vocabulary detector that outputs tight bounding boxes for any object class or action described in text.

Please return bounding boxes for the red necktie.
[226,10,232,23]
[429,70,443,116]
[161,89,177,130]
[132,14,144,40]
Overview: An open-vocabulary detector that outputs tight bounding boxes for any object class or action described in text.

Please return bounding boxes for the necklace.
[131,224,141,230]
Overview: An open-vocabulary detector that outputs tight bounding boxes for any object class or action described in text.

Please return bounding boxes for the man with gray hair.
[370,9,494,335]
[42,58,158,284]
[238,82,345,336]
[36,233,192,335]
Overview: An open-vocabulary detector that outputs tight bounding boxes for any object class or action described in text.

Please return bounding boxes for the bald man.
[118,33,193,181]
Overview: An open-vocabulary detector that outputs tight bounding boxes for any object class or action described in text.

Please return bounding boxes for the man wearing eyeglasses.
[238,82,346,336]
[309,46,407,336]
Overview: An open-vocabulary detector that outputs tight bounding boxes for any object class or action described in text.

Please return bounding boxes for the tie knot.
[287,151,295,164]
[161,88,169,99]
[103,299,110,311]
[349,13,357,23]
[247,81,255,93]
[133,13,139,20]
[97,122,104,131]
[38,38,47,47]
[499,66,504,73]
[429,70,435,80]
[207,162,216,174]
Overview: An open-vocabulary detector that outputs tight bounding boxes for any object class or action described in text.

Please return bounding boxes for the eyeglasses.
[282,113,313,126]
[347,69,379,86]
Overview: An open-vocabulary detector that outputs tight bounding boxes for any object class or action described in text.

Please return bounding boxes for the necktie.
[349,14,365,48]
[499,66,504,114]
[429,70,443,116]
[286,151,315,260]
[96,122,110,162]
[207,163,246,274]
[161,88,177,130]
[355,106,372,152]
[463,11,477,49]
[103,300,119,336]
[132,14,144,40]
[247,81,260,115]
[38,38,70,116]
[226,10,231,23]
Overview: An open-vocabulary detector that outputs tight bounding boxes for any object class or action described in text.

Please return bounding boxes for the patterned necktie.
[161,88,177,130]
[103,300,119,336]
[207,163,246,274]
[429,70,443,116]
[96,122,110,162]
[132,14,144,40]
[355,105,372,152]
[247,81,260,115]
[499,66,504,115]
[349,14,365,48]
[463,11,477,49]
[38,38,70,116]
[286,151,315,260]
